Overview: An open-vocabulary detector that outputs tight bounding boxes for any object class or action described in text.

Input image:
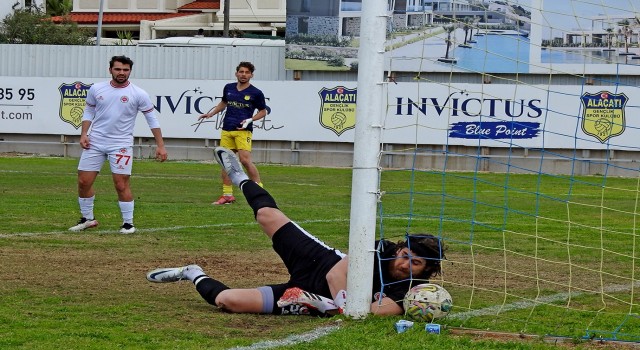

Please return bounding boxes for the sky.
[538,0,639,39]
[497,0,638,39]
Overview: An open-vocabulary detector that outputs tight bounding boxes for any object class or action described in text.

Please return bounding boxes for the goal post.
[344,0,388,318]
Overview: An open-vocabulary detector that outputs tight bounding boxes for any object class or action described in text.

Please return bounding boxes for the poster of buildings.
[530,0,640,75]
[285,0,640,75]
[285,0,533,73]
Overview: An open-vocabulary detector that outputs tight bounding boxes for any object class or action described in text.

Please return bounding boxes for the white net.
[378,0,640,341]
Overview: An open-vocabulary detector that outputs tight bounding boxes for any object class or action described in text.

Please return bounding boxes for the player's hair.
[110,55,134,68]
[236,61,255,73]
[397,234,446,278]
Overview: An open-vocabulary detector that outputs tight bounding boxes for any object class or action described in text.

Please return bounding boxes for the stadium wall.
[2,44,640,176]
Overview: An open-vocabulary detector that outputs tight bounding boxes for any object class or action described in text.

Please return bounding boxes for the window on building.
[301,0,310,12]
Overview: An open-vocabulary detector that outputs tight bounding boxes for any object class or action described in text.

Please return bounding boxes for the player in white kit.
[69,55,168,234]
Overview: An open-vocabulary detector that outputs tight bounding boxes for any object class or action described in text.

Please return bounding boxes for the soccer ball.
[403,283,453,322]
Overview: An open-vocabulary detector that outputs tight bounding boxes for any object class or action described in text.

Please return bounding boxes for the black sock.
[240,180,279,218]
[195,277,230,306]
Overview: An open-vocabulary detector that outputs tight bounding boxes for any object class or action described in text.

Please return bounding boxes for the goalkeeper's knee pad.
[240,180,278,218]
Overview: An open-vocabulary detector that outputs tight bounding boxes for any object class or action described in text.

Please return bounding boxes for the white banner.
[0,77,638,150]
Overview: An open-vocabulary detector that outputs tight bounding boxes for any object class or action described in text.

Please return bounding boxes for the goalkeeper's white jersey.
[82,80,160,146]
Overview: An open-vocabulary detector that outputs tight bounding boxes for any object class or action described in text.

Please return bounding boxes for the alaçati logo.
[59,82,92,129]
[581,91,628,143]
[318,86,357,136]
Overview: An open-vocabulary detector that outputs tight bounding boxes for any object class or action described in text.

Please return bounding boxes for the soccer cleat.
[146,264,203,283]
[69,217,98,232]
[212,195,236,205]
[213,147,249,186]
[119,223,136,234]
[277,287,337,313]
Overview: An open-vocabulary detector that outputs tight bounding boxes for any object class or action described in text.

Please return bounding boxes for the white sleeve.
[81,87,97,122]
[138,88,161,129]
[143,109,161,129]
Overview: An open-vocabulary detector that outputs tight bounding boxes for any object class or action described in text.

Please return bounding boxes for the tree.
[605,27,614,50]
[0,4,92,45]
[46,0,72,16]
[617,19,632,53]
[443,25,456,59]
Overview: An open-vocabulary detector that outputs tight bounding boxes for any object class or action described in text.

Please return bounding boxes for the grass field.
[0,155,638,349]
[284,59,351,71]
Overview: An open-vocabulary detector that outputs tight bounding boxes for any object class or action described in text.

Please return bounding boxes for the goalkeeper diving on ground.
[146,147,446,316]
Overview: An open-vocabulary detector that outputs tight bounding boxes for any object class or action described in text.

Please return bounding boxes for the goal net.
[377,0,640,341]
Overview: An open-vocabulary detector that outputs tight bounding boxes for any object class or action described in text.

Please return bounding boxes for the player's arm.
[239,91,270,129]
[139,94,168,162]
[141,110,167,162]
[150,127,168,162]
[200,100,227,120]
[79,120,92,149]
[79,89,96,149]
[370,297,403,315]
[238,106,270,129]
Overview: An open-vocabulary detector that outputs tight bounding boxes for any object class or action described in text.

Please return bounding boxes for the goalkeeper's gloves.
[239,118,253,129]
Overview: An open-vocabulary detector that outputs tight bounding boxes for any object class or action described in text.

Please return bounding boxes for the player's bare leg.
[77,170,99,198]
[237,149,261,184]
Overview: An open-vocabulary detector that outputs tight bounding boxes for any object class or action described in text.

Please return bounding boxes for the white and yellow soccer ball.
[403,283,453,322]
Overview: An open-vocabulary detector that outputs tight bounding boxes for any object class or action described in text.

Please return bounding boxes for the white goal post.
[344,0,388,318]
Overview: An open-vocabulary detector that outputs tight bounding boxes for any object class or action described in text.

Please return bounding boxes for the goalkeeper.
[147,147,445,316]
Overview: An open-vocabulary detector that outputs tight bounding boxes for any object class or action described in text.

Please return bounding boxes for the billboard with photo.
[285,0,533,73]
[529,0,640,75]
[285,0,640,75]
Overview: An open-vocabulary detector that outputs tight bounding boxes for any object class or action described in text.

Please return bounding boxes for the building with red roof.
[51,0,285,41]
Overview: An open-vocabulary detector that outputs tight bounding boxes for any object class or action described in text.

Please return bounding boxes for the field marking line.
[0,218,349,238]
[234,281,640,350]
[228,324,340,350]
[450,280,640,321]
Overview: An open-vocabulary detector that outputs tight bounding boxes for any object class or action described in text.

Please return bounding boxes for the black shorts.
[271,221,345,299]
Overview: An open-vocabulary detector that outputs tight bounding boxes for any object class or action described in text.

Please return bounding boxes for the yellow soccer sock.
[222,184,234,196]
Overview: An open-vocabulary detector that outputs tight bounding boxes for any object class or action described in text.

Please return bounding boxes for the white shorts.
[78,144,134,175]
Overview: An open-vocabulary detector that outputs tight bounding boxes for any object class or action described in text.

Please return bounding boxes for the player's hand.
[79,135,90,149]
[238,118,253,129]
[198,113,210,120]
[156,146,168,162]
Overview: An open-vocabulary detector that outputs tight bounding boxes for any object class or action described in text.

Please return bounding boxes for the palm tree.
[604,27,614,50]
[459,17,471,47]
[468,16,478,43]
[617,19,633,54]
[46,0,72,16]
[443,25,456,58]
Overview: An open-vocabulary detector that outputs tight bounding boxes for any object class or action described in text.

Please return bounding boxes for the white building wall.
[0,0,45,19]
[0,43,286,80]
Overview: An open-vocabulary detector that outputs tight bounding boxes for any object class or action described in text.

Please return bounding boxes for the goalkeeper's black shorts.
[271,221,346,299]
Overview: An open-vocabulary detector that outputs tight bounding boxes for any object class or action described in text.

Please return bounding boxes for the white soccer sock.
[334,290,347,310]
[229,172,249,188]
[79,196,95,219]
[183,266,205,283]
[119,200,134,224]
